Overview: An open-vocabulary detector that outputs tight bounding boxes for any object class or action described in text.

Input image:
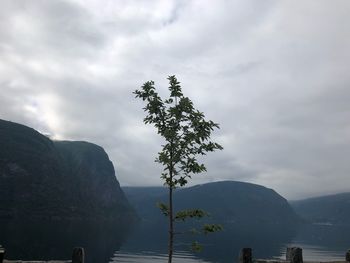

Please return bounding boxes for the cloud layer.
[1,0,350,199]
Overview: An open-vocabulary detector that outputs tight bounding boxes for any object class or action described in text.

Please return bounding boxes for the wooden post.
[0,246,5,263]
[346,249,350,262]
[286,247,303,263]
[239,248,252,263]
[72,247,84,263]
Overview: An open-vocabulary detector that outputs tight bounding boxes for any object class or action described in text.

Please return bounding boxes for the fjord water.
[280,223,350,262]
[0,219,131,263]
[0,220,349,263]
[112,221,350,263]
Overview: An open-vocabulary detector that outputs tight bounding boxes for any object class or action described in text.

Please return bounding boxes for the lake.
[0,220,349,263]
[112,221,350,263]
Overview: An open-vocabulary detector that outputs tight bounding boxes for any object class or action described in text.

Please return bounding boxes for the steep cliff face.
[0,119,136,221]
[54,140,133,219]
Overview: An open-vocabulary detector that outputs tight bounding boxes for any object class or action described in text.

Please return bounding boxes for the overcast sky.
[1,0,349,200]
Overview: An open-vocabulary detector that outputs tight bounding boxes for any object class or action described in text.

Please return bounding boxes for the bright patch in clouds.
[1,0,350,199]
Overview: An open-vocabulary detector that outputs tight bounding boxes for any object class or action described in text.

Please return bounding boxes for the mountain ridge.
[0,119,136,221]
[123,180,300,225]
[290,192,350,225]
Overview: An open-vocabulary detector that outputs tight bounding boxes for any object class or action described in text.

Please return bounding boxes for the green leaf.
[157,202,169,217]
[191,241,202,252]
[202,224,223,234]
[175,209,208,221]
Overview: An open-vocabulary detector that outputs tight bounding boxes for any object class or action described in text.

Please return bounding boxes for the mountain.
[0,119,136,221]
[290,192,350,225]
[123,181,299,225]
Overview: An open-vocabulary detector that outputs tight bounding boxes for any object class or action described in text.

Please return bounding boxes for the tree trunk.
[168,143,175,263]
[168,185,174,263]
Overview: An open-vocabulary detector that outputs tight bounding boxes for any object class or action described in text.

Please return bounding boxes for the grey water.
[111,221,350,263]
[0,220,349,263]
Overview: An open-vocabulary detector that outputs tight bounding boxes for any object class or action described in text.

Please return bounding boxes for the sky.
[1,0,349,200]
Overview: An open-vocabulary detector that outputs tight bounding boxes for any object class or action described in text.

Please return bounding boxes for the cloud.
[1,0,350,199]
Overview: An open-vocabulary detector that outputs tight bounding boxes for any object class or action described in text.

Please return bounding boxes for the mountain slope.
[123,181,299,224]
[290,192,350,225]
[0,119,136,221]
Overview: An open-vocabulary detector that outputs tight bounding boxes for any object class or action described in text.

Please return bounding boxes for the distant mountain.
[290,192,350,225]
[0,119,136,221]
[122,186,167,219]
[123,181,299,225]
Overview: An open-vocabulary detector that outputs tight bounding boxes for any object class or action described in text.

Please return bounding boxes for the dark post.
[286,247,303,263]
[346,249,350,262]
[72,247,85,263]
[286,247,292,261]
[0,246,5,263]
[239,248,252,263]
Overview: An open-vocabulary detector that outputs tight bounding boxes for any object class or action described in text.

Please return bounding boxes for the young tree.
[134,75,223,263]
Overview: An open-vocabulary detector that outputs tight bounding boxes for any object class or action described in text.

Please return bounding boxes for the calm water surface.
[111,251,213,263]
[0,220,349,263]
[279,224,350,262]
[110,222,350,263]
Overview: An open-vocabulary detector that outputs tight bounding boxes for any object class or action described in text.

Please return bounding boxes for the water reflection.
[0,219,349,263]
[280,224,350,261]
[116,221,297,263]
[0,219,133,263]
[111,251,213,263]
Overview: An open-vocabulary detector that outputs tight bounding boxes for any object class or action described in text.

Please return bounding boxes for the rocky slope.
[0,119,136,221]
